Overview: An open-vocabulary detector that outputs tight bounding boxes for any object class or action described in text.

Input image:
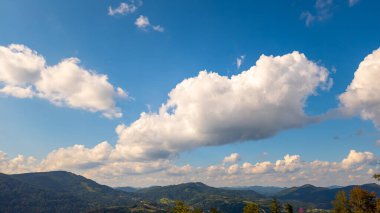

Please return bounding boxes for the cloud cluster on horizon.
[0,44,127,118]
[0,148,377,187]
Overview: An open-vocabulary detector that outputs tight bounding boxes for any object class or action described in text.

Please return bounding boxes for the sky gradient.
[0,0,380,187]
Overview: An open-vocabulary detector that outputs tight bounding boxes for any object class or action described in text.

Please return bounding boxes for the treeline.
[332,186,379,213]
[170,186,380,213]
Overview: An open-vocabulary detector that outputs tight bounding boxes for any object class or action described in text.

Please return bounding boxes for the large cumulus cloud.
[113,51,332,160]
[0,44,127,118]
[339,48,380,127]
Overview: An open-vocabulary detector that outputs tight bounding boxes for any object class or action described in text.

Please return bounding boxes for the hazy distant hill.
[222,185,286,196]
[116,186,140,193]
[275,183,380,209]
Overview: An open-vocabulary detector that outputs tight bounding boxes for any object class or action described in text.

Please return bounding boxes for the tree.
[332,190,350,213]
[284,203,293,213]
[193,208,202,213]
[172,201,191,213]
[374,174,380,181]
[270,198,281,213]
[210,207,219,213]
[376,198,380,213]
[243,202,260,213]
[349,186,376,213]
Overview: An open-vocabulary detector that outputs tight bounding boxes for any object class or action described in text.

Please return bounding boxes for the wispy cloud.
[108,1,140,16]
[236,55,245,70]
[135,15,165,32]
[301,0,334,26]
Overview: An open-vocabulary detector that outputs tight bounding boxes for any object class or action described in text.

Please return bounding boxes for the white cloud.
[274,154,302,173]
[39,141,113,171]
[0,151,37,174]
[0,44,45,86]
[339,47,380,128]
[223,153,241,164]
[36,58,125,118]
[112,51,331,161]
[2,149,376,187]
[108,2,139,16]
[340,150,375,169]
[236,55,245,70]
[135,15,150,29]
[0,85,34,98]
[135,15,164,32]
[242,161,273,174]
[0,44,126,118]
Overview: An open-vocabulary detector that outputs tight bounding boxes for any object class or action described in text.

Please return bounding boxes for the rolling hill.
[1,171,379,212]
[135,182,266,212]
[0,171,140,212]
[274,183,380,209]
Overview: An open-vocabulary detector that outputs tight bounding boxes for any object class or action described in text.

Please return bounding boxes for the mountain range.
[1,171,379,212]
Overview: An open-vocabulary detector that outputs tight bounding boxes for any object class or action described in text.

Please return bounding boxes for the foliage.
[374,174,380,181]
[270,198,281,213]
[172,201,192,213]
[210,207,219,213]
[349,186,376,213]
[332,190,350,213]
[284,203,293,213]
[243,202,260,213]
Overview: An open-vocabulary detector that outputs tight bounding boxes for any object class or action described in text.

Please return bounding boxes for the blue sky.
[0,0,380,187]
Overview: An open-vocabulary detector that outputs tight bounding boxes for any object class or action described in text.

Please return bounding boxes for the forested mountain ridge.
[1,171,379,212]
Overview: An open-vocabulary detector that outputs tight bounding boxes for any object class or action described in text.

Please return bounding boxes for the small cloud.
[376,140,380,146]
[135,15,150,29]
[153,25,165,32]
[135,15,164,32]
[300,0,334,26]
[223,153,241,164]
[108,1,140,16]
[236,55,245,70]
[300,11,316,26]
[349,0,359,7]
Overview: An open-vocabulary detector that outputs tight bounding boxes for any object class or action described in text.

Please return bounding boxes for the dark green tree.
[349,187,376,213]
[270,198,281,213]
[284,203,293,213]
[243,202,260,213]
[332,190,350,213]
